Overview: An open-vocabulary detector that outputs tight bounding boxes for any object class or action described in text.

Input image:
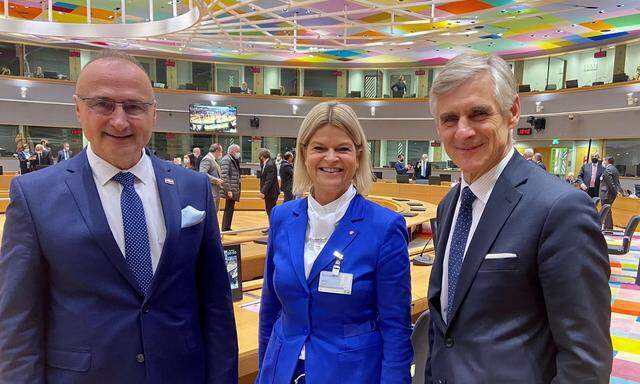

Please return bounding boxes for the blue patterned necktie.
[113,172,153,296]
[447,186,476,323]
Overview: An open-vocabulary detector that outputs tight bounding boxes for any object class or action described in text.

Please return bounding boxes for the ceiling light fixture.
[20,86,27,99]
[370,106,376,117]
[292,105,298,115]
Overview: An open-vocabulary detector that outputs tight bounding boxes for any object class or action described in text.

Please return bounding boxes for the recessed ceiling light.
[598,9,605,14]
[571,24,577,27]
[617,4,624,7]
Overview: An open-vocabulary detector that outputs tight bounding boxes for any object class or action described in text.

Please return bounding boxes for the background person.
[258,148,279,219]
[57,142,73,162]
[578,152,605,198]
[414,153,431,180]
[279,151,294,202]
[200,143,224,210]
[391,75,407,98]
[220,144,241,231]
[257,101,412,384]
[599,155,625,230]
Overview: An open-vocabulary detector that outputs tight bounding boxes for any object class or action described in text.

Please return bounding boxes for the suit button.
[142,307,149,314]
[445,337,454,348]
[303,328,309,335]
[136,353,145,363]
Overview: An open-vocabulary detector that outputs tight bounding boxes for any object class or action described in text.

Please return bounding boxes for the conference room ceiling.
[2,0,640,66]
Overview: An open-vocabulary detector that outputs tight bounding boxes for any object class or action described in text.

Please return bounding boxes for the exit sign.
[517,127,532,135]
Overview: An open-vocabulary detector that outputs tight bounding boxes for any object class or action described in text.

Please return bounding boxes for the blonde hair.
[293,101,372,196]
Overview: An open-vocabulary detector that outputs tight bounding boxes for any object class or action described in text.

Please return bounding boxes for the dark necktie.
[447,186,477,322]
[112,172,153,295]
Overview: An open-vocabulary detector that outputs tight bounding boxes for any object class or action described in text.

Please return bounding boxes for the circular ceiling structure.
[1,0,639,67]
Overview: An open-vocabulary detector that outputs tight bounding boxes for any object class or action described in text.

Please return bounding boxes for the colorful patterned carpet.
[608,233,640,384]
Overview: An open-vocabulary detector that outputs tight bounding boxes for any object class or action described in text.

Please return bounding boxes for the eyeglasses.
[77,96,155,116]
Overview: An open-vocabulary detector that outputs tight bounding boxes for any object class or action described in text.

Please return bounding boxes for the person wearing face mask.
[200,143,224,210]
[578,152,605,198]
[29,143,53,171]
[220,144,242,231]
[257,101,412,384]
[182,154,191,168]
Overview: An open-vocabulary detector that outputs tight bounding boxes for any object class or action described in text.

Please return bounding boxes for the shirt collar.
[460,146,514,205]
[86,143,153,187]
[308,184,357,216]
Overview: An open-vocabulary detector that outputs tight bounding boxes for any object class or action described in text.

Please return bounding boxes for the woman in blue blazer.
[257,101,412,384]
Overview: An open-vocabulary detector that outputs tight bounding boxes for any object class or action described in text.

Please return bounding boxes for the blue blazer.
[257,194,413,384]
[0,149,238,383]
[426,151,612,383]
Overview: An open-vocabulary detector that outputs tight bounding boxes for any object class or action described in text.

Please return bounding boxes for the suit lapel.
[64,149,143,296]
[446,154,526,326]
[306,195,363,284]
[144,150,181,303]
[428,184,459,331]
[288,199,310,292]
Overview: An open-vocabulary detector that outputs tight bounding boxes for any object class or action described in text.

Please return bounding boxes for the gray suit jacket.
[199,153,222,200]
[426,152,612,384]
[599,164,623,203]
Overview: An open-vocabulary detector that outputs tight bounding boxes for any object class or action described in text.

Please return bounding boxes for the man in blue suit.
[0,50,238,383]
[425,54,612,383]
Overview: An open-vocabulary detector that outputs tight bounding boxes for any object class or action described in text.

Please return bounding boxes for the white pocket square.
[181,205,206,228]
[485,253,517,260]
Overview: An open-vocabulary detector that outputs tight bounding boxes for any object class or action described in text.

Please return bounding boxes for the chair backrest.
[598,204,611,229]
[592,196,601,208]
[411,310,431,384]
[623,215,640,246]
[430,217,438,256]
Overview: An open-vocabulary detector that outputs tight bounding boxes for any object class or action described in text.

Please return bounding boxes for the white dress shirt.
[440,147,513,322]
[87,144,166,274]
[299,184,357,359]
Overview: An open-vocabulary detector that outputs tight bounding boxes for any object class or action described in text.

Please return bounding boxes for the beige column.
[614,44,627,76]
[166,60,178,89]
[336,70,347,97]
[253,66,264,95]
[514,61,525,85]
[69,50,81,81]
[417,68,428,98]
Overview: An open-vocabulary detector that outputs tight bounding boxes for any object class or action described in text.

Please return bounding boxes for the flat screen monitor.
[439,173,452,182]
[269,88,282,95]
[396,174,411,184]
[592,81,605,86]
[518,84,531,93]
[373,171,383,179]
[428,176,441,185]
[350,91,361,98]
[613,73,629,83]
[223,244,243,301]
[189,104,237,133]
[565,79,578,88]
[229,86,242,93]
[239,167,252,175]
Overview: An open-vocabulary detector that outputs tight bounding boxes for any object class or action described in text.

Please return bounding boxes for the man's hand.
[258,192,265,199]
[580,183,588,191]
[212,178,223,186]
[227,191,233,199]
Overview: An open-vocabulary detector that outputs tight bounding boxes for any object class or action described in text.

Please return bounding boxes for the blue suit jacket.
[426,151,612,383]
[0,148,238,383]
[257,194,413,383]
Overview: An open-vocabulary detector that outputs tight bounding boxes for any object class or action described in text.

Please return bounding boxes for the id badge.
[318,271,353,295]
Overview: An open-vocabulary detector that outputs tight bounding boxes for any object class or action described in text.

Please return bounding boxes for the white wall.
[176,60,192,85]
[263,66,280,94]
[624,42,640,79]
[522,58,550,91]
[563,48,614,86]
[349,70,364,92]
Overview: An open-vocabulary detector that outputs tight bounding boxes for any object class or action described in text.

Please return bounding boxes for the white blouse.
[299,184,357,360]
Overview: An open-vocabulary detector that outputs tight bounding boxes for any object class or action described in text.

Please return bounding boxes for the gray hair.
[429,53,517,117]
[227,144,240,153]
[523,148,534,158]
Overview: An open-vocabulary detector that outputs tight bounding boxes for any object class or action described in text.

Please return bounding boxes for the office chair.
[592,196,601,207]
[410,310,431,384]
[413,217,437,266]
[598,204,611,230]
[604,214,640,255]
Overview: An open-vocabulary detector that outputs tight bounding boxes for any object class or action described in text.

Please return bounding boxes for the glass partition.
[303,69,337,97]
[605,139,640,177]
[216,65,241,93]
[560,47,615,87]
[24,46,70,79]
[243,66,254,93]
[407,140,430,167]
[385,69,418,98]
[279,137,296,155]
[0,125,19,156]
[0,43,20,76]
[24,126,83,158]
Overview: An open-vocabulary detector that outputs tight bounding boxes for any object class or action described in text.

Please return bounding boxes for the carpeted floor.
[607,233,640,383]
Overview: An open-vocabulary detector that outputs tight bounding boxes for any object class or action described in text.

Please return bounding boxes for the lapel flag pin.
[164,178,175,185]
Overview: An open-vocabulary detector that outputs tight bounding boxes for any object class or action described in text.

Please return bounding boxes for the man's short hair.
[209,143,222,153]
[523,148,534,158]
[284,151,293,161]
[429,53,517,117]
[605,156,615,165]
[257,148,271,159]
[534,153,543,161]
[77,50,147,90]
[397,154,404,159]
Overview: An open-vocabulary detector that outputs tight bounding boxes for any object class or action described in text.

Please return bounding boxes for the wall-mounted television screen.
[189,104,237,133]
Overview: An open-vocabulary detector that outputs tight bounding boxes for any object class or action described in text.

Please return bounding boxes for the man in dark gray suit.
[578,153,605,198]
[220,144,241,231]
[426,53,611,383]
[57,142,73,163]
[199,143,224,210]
[599,155,625,230]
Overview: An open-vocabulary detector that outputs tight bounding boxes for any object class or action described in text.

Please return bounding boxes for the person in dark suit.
[533,152,547,171]
[16,143,31,174]
[220,144,241,231]
[189,146,203,172]
[395,154,410,175]
[414,153,431,180]
[279,151,294,202]
[425,53,611,383]
[578,153,605,198]
[29,143,53,171]
[258,148,280,218]
[599,156,625,230]
[257,101,412,384]
[0,50,238,383]
[57,142,73,162]
[391,75,407,98]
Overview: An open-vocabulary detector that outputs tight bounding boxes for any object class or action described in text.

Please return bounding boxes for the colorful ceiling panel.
[2,0,640,66]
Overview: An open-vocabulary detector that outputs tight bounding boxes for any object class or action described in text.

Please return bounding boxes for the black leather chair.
[411,310,430,384]
[598,204,611,230]
[604,215,640,255]
[592,196,601,208]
